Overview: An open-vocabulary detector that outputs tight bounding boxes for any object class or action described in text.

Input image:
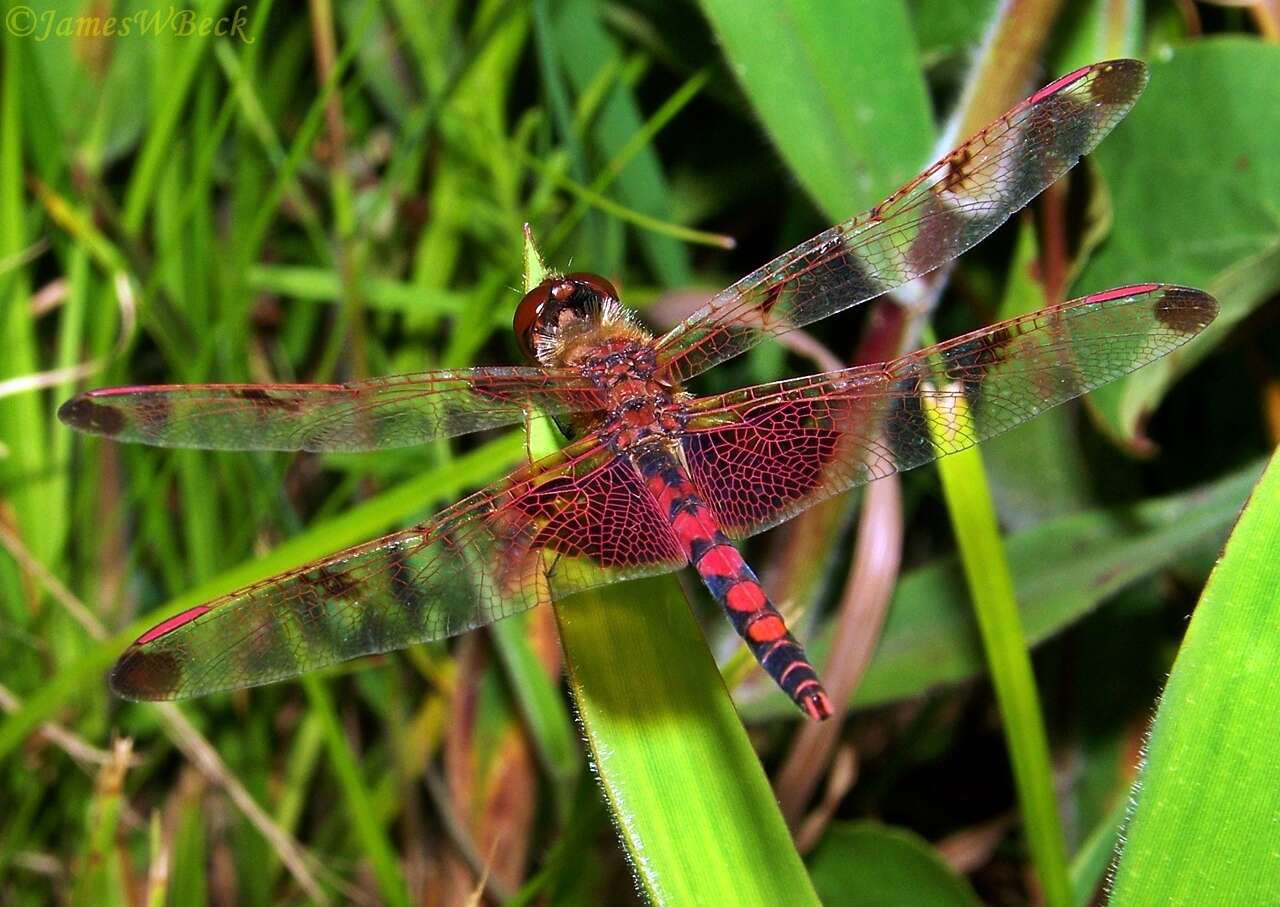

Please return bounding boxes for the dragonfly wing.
[681,285,1216,539]
[654,59,1149,382]
[111,436,686,699]
[59,367,606,452]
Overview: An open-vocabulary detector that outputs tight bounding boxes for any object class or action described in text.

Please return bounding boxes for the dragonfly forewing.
[654,59,1150,382]
[59,368,606,452]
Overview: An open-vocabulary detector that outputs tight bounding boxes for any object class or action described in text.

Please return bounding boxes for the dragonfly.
[61,59,1216,721]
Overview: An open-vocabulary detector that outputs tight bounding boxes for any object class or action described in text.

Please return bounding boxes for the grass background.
[1,1,1279,904]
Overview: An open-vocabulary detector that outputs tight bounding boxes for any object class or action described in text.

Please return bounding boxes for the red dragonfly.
[62,59,1216,721]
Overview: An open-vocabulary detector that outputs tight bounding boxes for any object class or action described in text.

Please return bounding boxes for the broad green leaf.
[1109,448,1280,904]
[698,0,934,222]
[742,460,1263,719]
[1075,39,1280,446]
[808,821,980,907]
[557,580,820,906]
[911,0,998,67]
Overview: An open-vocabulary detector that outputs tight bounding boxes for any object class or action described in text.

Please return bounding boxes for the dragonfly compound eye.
[513,280,554,361]
[566,272,618,301]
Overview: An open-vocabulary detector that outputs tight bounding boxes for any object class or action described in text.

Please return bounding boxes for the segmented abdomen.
[632,445,833,721]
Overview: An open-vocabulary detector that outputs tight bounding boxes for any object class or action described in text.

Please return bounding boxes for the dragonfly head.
[514,271,631,365]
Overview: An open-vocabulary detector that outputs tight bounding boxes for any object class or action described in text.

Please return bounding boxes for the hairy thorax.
[567,338,689,453]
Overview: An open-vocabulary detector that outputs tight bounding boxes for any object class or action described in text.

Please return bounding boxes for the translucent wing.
[110,436,686,699]
[680,285,1216,538]
[59,368,606,452]
[654,59,1149,383]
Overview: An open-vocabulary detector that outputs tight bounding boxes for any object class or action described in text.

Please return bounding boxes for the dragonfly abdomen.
[632,445,833,721]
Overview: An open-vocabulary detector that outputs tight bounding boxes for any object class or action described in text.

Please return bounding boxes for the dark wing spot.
[907,198,968,275]
[823,239,884,303]
[146,393,173,427]
[757,282,785,318]
[110,648,182,700]
[944,326,1015,382]
[236,388,305,412]
[942,147,976,193]
[58,397,127,436]
[1154,287,1219,335]
[310,567,359,598]
[885,383,934,467]
[387,549,428,615]
[1089,60,1144,106]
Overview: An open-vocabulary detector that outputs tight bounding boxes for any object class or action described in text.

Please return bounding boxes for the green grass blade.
[511,139,735,249]
[489,615,580,820]
[927,387,1071,907]
[170,796,207,907]
[71,743,130,907]
[1109,448,1280,904]
[0,26,54,573]
[546,67,711,257]
[121,0,229,234]
[557,580,820,905]
[549,0,692,284]
[303,676,408,907]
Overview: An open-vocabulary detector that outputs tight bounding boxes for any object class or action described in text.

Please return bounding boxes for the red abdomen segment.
[633,446,833,721]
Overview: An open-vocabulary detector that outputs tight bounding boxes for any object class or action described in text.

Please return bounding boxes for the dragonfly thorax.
[599,395,687,451]
[561,340,687,451]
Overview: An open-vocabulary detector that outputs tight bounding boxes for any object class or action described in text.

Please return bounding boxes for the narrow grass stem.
[922,327,1071,907]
